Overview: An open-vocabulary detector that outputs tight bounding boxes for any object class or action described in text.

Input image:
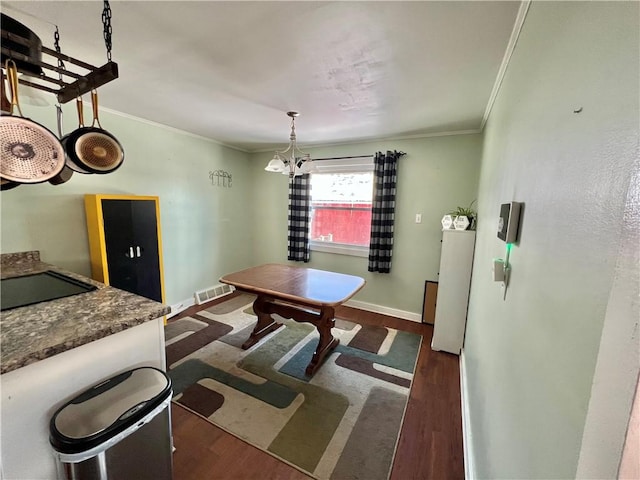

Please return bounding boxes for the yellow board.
[84,194,167,321]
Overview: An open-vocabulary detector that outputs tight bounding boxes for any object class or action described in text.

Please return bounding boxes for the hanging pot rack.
[1,31,118,103]
[0,2,123,191]
[0,2,118,104]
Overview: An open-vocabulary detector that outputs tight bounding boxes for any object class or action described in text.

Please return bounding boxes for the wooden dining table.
[220,264,365,376]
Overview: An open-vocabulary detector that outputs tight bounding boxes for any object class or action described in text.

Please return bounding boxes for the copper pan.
[62,90,124,174]
[0,60,65,184]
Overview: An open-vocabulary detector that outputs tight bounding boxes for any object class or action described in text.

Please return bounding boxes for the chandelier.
[264,111,313,178]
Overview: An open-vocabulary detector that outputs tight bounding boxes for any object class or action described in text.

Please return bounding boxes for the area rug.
[165,294,421,480]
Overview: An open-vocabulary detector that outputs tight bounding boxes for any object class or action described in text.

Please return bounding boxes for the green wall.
[0,103,481,316]
[249,135,482,315]
[464,2,639,478]
[1,3,636,476]
[0,104,255,305]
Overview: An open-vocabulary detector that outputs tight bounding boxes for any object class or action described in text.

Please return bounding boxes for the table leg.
[305,306,340,376]
[241,295,283,349]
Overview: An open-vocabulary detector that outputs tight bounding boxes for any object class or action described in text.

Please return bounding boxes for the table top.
[220,264,365,307]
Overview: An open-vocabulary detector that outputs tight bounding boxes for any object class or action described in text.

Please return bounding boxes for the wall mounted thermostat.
[497,202,522,243]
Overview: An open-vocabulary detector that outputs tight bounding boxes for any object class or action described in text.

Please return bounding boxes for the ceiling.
[4,1,522,152]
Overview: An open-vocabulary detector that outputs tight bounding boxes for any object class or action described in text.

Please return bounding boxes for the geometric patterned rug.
[165,293,421,480]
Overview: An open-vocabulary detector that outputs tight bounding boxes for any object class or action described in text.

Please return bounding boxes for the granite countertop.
[0,251,171,375]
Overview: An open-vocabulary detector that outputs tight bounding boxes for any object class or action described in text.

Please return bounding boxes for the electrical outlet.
[415,213,422,223]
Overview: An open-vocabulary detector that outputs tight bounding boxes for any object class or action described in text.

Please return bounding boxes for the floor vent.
[195,283,234,305]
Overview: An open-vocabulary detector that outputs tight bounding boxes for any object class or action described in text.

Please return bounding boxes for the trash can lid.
[50,367,171,454]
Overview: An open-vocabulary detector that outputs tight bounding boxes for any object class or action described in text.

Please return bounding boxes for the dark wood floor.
[169,292,464,479]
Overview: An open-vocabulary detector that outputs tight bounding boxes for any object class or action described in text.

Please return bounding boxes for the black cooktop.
[0,271,98,312]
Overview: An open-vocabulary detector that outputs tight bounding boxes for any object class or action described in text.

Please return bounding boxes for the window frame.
[308,157,374,258]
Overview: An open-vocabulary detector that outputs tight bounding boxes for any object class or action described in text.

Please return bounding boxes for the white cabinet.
[431,230,476,354]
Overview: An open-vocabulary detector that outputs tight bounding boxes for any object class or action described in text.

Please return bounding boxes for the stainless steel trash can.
[50,366,173,480]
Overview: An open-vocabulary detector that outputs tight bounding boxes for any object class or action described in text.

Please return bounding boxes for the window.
[309,158,373,257]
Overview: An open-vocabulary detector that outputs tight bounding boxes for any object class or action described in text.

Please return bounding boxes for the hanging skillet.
[1,178,21,190]
[0,70,19,190]
[49,105,75,185]
[1,70,10,113]
[0,60,65,184]
[63,89,124,174]
[62,98,93,174]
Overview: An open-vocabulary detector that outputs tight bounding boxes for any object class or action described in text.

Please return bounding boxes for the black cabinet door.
[101,199,162,302]
[102,199,137,296]
[131,200,162,302]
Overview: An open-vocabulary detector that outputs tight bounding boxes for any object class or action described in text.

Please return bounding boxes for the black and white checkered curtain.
[368,151,401,273]
[287,174,311,262]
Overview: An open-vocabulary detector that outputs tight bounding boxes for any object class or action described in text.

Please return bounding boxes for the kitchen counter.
[1,251,171,479]
[0,250,170,374]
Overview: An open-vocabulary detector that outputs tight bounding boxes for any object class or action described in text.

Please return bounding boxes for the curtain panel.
[368,150,402,273]
[287,174,311,262]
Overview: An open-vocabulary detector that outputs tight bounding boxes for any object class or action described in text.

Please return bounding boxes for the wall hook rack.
[209,170,232,188]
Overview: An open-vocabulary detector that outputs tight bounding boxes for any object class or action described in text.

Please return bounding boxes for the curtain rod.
[312,152,406,161]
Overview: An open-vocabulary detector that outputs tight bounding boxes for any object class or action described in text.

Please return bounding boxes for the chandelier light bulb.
[264,157,285,172]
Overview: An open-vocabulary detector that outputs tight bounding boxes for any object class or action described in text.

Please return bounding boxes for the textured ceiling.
[4,1,521,151]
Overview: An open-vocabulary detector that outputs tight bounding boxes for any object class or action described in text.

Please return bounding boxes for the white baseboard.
[344,299,422,323]
[167,296,421,323]
[167,297,196,319]
[460,350,476,480]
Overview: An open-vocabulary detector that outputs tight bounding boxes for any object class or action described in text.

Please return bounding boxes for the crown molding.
[481,0,532,131]
[94,104,480,156]
[95,105,250,153]
[250,128,482,154]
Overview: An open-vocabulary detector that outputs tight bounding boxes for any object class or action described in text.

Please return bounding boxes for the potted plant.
[449,200,477,230]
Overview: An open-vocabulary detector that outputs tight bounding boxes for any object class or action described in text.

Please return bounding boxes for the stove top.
[1,271,98,312]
